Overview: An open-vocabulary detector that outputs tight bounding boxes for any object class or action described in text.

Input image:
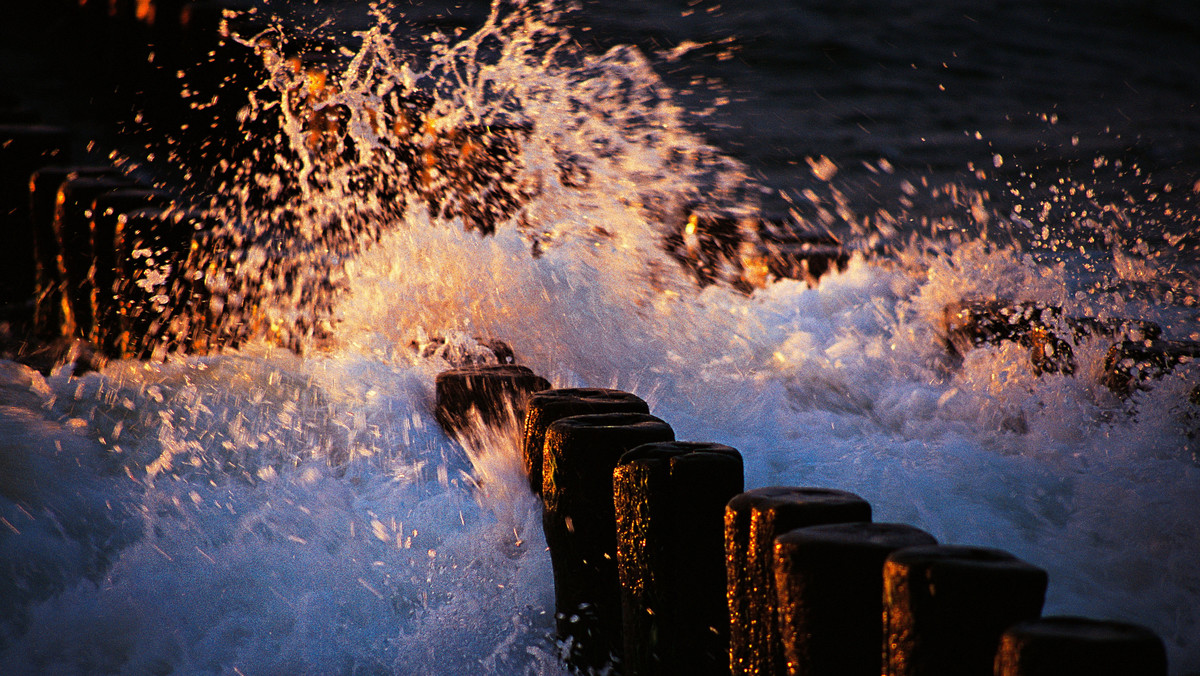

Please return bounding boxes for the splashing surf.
[2,1,1199,673]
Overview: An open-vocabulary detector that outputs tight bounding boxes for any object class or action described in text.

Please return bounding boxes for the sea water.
[2,1,1199,673]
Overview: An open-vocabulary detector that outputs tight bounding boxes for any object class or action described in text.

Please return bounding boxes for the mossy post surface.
[994,616,1167,676]
[542,412,674,673]
[725,487,872,675]
[522,388,649,495]
[883,545,1048,676]
[773,522,937,676]
[614,441,744,675]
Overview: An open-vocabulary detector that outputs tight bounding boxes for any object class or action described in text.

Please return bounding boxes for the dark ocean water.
[277,0,1200,225]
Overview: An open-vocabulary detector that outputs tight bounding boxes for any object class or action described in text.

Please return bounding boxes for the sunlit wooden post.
[725,487,872,675]
[882,545,1047,676]
[994,616,1167,676]
[1104,339,1200,395]
[613,441,744,675]
[542,412,675,672]
[522,387,649,495]
[773,522,937,676]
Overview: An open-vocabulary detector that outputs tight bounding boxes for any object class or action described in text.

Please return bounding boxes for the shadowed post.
[29,166,120,337]
[725,487,872,675]
[53,175,137,339]
[0,125,71,305]
[542,412,675,672]
[434,363,551,437]
[522,387,649,495]
[88,187,174,354]
[773,522,937,676]
[994,616,1167,676]
[883,545,1048,676]
[614,441,744,675]
[112,207,210,358]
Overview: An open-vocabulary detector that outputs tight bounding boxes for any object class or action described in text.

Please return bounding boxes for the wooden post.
[882,545,1048,676]
[773,522,937,676]
[725,487,872,675]
[111,207,205,359]
[0,125,71,305]
[53,175,137,339]
[994,616,1167,676]
[434,364,551,437]
[522,388,649,495]
[542,412,675,672]
[88,187,173,354]
[29,167,119,337]
[614,441,744,675]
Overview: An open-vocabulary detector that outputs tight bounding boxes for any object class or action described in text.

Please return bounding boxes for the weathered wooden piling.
[542,412,675,672]
[1103,339,1200,396]
[0,125,72,304]
[882,545,1048,676]
[613,441,744,675]
[773,522,937,676]
[739,237,849,290]
[942,299,1160,376]
[111,206,206,358]
[88,187,175,353]
[53,175,138,338]
[725,487,872,675]
[433,364,551,437]
[29,167,124,335]
[522,388,650,495]
[663,212,850,291]
[994,616,1167,676]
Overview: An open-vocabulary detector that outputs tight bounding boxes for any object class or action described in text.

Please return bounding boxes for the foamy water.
[2,3,1198,674]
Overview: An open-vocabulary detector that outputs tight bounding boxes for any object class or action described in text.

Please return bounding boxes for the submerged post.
[882,545,1048,676]
[522,388,649,495]
[542,412,675,672]
[613,441,744,675]
[725,487,872,675]
[773,522,937,676]
[994,616,1167,676]
[112,207,210,359]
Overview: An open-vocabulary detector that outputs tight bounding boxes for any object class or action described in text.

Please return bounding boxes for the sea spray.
[1,1,1198,673]
[177,0,759,356]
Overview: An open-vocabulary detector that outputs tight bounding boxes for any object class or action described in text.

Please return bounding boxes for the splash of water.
[2,1,1199,673]
[161,0,764,357]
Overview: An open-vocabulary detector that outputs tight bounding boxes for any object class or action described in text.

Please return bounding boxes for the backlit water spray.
[1,2,1198,673]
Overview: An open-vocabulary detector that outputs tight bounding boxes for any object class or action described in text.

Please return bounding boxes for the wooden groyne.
[434,364,1171,675]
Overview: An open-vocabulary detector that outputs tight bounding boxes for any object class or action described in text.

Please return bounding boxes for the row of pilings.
[0,0,346,366]
[435,363,1170,675]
